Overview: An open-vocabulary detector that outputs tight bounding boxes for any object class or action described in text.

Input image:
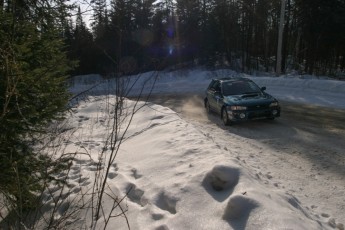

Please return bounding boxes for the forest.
[2,0,345,77]
[67,0,345,77]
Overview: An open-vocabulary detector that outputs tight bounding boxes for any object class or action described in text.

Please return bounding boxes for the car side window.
[208,80,220,91]
[213,82,221,92]
[208,80,215,89]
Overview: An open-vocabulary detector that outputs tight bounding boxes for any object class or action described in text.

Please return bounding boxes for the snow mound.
[44,95,336,229]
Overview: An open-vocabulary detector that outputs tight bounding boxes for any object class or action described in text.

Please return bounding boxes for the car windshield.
[222,81,261,96]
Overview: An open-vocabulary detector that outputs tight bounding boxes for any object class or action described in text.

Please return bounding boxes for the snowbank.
[56,97,336,229]
[69,68,345,109]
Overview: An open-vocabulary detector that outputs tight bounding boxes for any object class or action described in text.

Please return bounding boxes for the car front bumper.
[228,107,281,121]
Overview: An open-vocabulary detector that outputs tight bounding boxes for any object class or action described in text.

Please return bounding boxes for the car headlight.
[230,106,247,110]
[269,102,279,107]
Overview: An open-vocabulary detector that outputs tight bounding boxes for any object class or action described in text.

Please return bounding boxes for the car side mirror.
[261,86,266,91]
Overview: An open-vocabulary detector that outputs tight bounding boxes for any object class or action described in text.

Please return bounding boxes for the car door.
[207,81,222,113]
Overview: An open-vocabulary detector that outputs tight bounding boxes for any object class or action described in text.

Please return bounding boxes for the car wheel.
[222,109,231,126]
[205,100,211,113]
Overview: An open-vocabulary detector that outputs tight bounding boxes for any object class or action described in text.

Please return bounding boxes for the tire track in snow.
[147,93,345,226]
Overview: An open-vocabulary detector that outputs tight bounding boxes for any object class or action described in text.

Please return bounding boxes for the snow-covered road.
[147,93,345,226]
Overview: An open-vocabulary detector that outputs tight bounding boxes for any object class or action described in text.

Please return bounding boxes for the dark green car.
[204,78,280,125]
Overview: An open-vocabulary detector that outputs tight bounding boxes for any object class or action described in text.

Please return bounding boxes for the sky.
[44,68,345,229]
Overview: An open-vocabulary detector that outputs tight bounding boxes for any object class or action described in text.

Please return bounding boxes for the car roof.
[213,77,252,83]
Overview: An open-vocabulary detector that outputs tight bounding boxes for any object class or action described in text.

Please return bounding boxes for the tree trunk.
[281,0,290,73]
[276,0,286,76]
[0,0,3,13]
[294,29,301,70]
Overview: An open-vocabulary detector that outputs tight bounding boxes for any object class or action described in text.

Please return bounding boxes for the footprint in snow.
[86,161,104,171]
[203,165,240,202]
[155,191,178,214]
[77,115,89,122]
[81,180,91,186]
[78,177,88,184]
[126,183,147,207]
[131,168,142,179]
[155,225,170,230]
[107,172,117,179]
[68,173,81,181]
[112,163,119,171]
[223,195,259,225]
[151,115,165,120]
[151,213,164,220]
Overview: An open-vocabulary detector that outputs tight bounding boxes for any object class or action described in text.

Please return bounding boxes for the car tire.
[222,109,231,126]
[205,100,211,113]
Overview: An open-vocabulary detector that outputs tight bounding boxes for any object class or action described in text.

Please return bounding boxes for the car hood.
[223,93,276,106]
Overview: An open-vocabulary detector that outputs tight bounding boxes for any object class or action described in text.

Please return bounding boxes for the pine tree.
[0,0,73,220]
[175,0,202,62]
[295,0,345,74]
[70,6,96,75]
[91,0,108,39]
